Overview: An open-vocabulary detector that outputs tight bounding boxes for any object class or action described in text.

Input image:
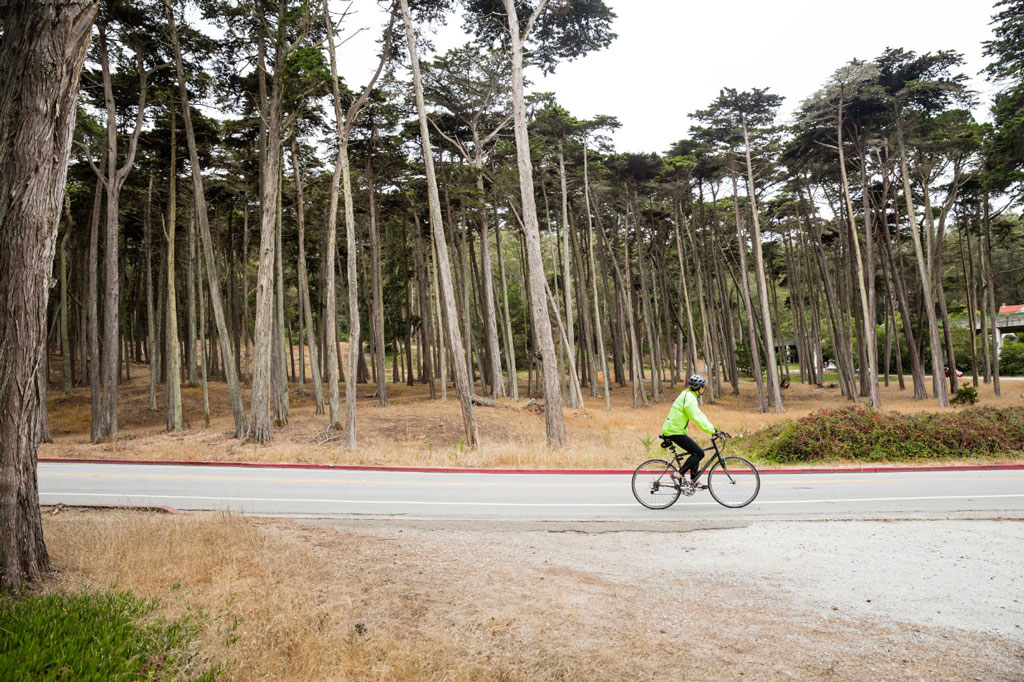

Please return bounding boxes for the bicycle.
[631,432,760,509]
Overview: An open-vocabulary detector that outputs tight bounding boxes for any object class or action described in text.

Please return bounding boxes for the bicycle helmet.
[687,374,707,389]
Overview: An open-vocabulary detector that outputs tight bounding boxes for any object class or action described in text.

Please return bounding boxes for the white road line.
[39,492,1024,507]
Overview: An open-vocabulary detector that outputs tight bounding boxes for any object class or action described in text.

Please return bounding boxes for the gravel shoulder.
[304,517,1024,681]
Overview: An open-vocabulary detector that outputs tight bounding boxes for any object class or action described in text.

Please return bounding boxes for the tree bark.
[500,0,566,446]
[0,0,96,589]
[163,110,183,432]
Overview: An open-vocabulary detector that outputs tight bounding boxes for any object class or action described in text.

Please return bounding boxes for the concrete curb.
[38,457,1024,476]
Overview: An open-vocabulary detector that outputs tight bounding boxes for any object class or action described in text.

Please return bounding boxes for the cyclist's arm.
[684,394,715,434]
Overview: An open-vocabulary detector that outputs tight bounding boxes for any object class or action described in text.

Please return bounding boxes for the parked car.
[944,366,964,378]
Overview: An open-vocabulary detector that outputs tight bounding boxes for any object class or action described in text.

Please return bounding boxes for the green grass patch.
[744,406,1024,464]
[0,589,222,681]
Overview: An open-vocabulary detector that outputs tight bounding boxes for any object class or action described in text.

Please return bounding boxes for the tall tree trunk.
[730,172,767,411]
[476,167,505,398]
[272,172,289,423]
[501,0,566,446]
[413,216,437,399]
[165,0,247,436]
[246,7,284,443]
[0,0,95,589]
[983,193,1001,396]
[400,0,478,446]
[584,137,610,409]
[164,111,182,432]
[291,141,324,412]
[877,180,927,398]
[741,120,783,411]
[838,106,879,406]
[367,156,387,406]
[186,191,197,386]
[60,198,74,395]
[144,174,157,411]
[895,116,948,407]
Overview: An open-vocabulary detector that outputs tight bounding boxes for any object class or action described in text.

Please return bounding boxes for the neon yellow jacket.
[661,388,715,436]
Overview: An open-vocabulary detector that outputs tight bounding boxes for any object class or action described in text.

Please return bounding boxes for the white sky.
[335,0,999,154]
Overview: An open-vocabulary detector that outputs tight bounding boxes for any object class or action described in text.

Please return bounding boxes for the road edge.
[38,457,1024,475]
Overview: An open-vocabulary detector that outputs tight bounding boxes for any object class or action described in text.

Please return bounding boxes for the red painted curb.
[38,457,1024,476]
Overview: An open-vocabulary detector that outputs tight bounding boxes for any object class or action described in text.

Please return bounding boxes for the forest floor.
[42,359,1024,469]
[36,508,1024,682]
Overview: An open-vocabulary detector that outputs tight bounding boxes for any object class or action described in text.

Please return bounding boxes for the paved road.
[37,461,1024,521]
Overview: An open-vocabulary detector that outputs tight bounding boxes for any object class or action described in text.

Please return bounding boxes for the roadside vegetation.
[0,588,220,681]
[747,405,1024,464]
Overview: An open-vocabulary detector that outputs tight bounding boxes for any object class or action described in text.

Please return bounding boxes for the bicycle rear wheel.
[707,457,760,508]
[631,459,682,510]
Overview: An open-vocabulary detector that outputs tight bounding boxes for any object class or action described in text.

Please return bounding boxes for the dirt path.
[303,518,1023,681]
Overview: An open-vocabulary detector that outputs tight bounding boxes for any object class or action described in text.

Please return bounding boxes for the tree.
[696,87,785,412]
[876,48,970,408]
[323,0,396,446]
[164,0,247,437]
[465,0,615,446]
[0,0,97,589]
[400,0,480,447]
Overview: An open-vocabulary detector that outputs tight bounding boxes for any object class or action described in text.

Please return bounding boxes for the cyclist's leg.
[667,434,704,480]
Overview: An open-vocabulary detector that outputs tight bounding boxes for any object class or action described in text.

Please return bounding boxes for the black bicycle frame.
[661,436,726,478]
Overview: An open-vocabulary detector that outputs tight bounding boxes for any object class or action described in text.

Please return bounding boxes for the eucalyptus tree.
[464,0,615,446]
[0,0,97,589]
[695,88,785,412]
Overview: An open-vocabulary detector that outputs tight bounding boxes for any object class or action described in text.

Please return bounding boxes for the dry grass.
[40,510,645,681]
[43,358,1024,469]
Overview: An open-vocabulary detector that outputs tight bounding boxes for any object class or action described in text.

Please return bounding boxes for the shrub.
[951,385,979,406]
[999,340,1024,376]
[750,406,1024,463]
[0,589,221,681]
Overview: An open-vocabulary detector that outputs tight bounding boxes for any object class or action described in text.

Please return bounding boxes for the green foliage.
[750,406,1024,463]
[999,340,1024,375]
[951,385,979,406]
[462,0,617,74]
[0,589,221,681]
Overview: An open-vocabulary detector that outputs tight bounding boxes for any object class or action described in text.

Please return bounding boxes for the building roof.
[999,304,1024,314]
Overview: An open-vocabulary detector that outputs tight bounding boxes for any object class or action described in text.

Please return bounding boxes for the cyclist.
[661,375,725,485]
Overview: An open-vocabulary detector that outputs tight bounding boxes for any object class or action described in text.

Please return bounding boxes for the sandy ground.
[295,517,1024,681]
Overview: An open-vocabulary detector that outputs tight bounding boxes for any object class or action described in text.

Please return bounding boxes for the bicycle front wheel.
[631,459,682,510]
[707,457,760,508]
